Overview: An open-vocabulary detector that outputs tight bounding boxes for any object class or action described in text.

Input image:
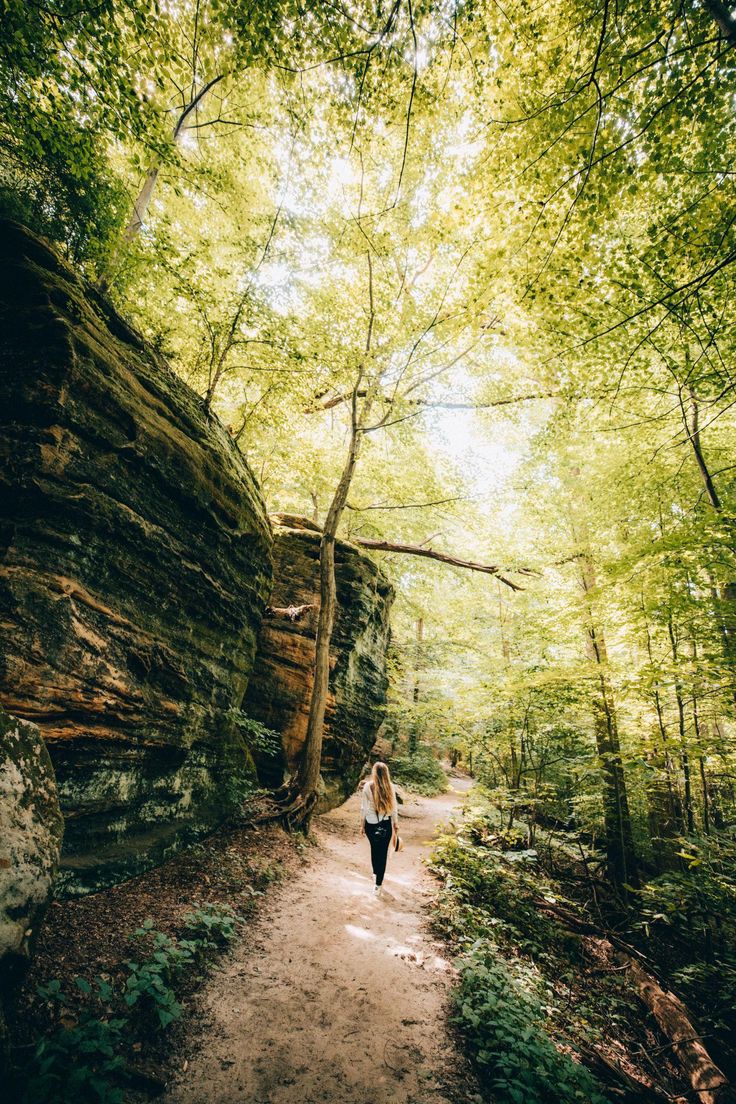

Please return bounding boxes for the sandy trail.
[165,780,475,1104]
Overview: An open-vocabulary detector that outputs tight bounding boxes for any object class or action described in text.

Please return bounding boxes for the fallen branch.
[305,388,556,414]
[574,1040,679,1103]
[617,955,733,1104]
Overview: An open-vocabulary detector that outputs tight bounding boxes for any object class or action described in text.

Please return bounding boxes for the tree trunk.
[705,0,736,41]
[288,412,365,824]
[668,615,695,833]
[412,617,424,703]
[100,74,223,290]
[532,899,734,1103]
[685,394,736,697]
[579,552,639,888]
[620,956,734,1104]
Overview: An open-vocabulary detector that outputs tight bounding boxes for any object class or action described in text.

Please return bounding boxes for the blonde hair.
[370,761,394,817]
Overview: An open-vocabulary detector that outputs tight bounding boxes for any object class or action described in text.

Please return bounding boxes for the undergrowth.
[429,799,641,1104]
[388,745,447,795]
[15,903,240,1104]
[455,948,607,1104]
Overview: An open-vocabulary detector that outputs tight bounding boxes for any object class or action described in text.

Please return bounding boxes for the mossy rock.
[245,516,394,810]
[0,220,273,892]
[0,706,63,999]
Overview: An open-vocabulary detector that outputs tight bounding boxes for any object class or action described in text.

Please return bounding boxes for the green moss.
[0,706,63,996]
[0,221,273,894]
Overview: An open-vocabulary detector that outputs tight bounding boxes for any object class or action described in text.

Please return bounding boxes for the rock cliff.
[0,706,63,1001]
[244,516,394,809]
[0,221,273,893]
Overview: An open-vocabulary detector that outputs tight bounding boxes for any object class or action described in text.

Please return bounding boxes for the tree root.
[235,783,319,833]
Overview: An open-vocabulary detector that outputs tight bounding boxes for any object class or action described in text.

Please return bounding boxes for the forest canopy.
[2,0,736,945]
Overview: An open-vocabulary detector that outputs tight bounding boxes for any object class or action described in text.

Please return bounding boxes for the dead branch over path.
[352,536,535,591]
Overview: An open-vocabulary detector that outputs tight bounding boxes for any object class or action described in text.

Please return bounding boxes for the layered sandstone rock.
[0,221,273,893]
[0,707,63,999]
[245,516,394,809]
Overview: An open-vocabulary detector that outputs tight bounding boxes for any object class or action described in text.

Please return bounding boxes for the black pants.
[365,819,393,886]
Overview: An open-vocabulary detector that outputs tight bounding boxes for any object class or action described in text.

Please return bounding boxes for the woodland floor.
[163,780,480,1104]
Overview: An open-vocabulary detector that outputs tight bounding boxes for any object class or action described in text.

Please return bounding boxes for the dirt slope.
[164,781,478,1104]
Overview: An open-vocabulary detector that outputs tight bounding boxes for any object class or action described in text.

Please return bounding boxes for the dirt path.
[165,780,477,1104]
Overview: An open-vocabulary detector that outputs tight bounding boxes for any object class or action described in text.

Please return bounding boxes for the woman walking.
[361,761,399,898]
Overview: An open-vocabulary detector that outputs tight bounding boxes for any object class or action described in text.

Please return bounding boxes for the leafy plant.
[125,905,241,1029]
[228,711,282,757]
[454,943,607,1104]
[182,902,240,949]
[18,904,243,1100]
[388,746,447,796]
[430,820,567,960]
[22,979,126,1104]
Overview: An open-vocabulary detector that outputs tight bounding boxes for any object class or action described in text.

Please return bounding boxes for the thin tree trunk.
[100,74,223,290]
[643,614,681,828]
[579,551,638,888]
[280,255,377,827]
[644,618,682,872]
[705,0,736,41]
[686,389,722,511]
[684,394,736,697]
[668,615,695,833]
[291,396,366,820]
[412,617,424,703]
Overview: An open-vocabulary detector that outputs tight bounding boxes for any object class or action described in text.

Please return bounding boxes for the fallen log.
[574,1040,682,1103]
[616,954,734,1104]
[531,897,733,1104]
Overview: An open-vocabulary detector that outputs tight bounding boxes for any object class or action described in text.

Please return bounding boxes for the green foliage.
[22,1016,126,1104]
[430,808,623,1101]
[125,905,240,1030]
[182,901,239,948]
[638,852,736,953]
[671,958,736,1040]
[228,711,282,758]
[388,746,447,796]
[430,818,566,960]
[19,905,241,1101]
[454,944,607,1104]
[4,0,736,1083]
[636,840,736,1055]
[22,976,126,1104]
[124,927,185,1031]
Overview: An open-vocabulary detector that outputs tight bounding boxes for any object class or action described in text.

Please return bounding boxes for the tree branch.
[352,537,533,590]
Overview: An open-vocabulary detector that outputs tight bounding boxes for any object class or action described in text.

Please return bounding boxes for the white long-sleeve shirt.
[360,780,399,827]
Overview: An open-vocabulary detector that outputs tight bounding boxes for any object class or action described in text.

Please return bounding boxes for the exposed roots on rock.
[235,784,319,834]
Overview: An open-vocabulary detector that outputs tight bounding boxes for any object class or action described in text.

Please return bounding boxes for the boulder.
[0,221,273,893]
[244,516,394,809]
[0,706,63,998]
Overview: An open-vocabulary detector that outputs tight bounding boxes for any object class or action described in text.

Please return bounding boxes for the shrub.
[183,902,239,949]
[454,944,608,1104]
[22,979,126,1104]
[388,746,447,795]
[430,828,566,960]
